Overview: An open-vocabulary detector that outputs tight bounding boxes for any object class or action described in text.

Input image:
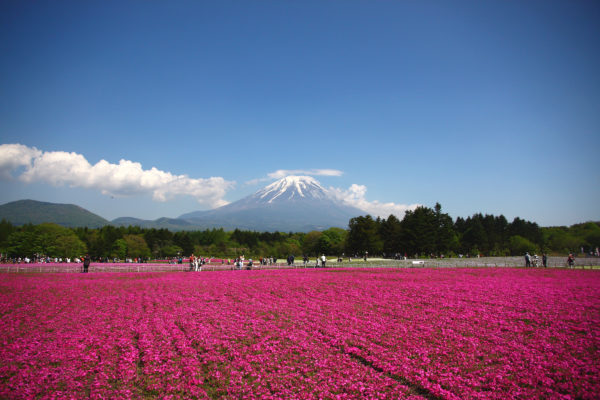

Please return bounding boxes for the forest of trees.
[1,203,598,261]
[347,204,599,258]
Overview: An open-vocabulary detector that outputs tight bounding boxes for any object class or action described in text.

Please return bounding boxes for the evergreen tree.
[379,214,403,257]
[400,207,437,257]
[434,203,457,256]
[346,215,383,256]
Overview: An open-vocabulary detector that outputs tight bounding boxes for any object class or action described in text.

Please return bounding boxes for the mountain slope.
[180,176,364,232]
[0,199,109,228]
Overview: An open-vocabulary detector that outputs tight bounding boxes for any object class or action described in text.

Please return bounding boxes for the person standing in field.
[321,254,326,268]
[567,253,575,268]
[83,254,90,273]
[542,253,548,268]
[525,252,531,268]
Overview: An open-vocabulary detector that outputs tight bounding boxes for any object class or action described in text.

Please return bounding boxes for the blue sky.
[1,0,598,227]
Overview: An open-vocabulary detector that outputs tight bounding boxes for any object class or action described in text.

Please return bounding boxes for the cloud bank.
[1,146,418,218]
[329,184,420,219]
[0,144,234,208]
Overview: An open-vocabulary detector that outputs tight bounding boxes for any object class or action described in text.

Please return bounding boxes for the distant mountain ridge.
[0,176,367,231]
[111,216,198,230]
[0,199,109,228]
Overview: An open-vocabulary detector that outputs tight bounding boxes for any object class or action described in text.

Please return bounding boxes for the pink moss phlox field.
[0,269,598,399]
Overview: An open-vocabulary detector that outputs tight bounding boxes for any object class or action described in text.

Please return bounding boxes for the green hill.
[0,199,109,228]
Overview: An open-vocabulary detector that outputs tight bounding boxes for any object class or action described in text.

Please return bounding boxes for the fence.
[324,256,599,269]
[0,263,187,273]
[0,262,304,273]
[0,256,597,273]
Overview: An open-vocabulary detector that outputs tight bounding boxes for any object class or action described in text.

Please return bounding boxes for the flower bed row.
[0,268,598,399]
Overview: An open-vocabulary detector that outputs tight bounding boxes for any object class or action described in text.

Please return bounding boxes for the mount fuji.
[179,176,364,232]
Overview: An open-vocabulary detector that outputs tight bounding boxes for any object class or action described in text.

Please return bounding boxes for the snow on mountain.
[255,175,327,203]
[179,175,364,232]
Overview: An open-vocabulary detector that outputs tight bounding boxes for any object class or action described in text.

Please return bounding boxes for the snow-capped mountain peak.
[178,174,365,231]
[256,175,328,203]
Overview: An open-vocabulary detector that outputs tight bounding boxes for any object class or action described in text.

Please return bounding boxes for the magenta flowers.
[0,268,598,399]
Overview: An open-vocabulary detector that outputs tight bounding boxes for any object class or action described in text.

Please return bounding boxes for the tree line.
[346,204,599,258]
[0,203,598,261]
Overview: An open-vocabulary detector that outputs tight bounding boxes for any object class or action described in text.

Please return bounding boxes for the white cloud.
[0,143,42,179]
[267,169,343,179]
[0,143,234,208]
[329,184,420,219]
[246,169,344,185]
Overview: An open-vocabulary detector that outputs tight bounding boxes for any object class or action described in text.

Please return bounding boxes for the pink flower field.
[0,268,598,399]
